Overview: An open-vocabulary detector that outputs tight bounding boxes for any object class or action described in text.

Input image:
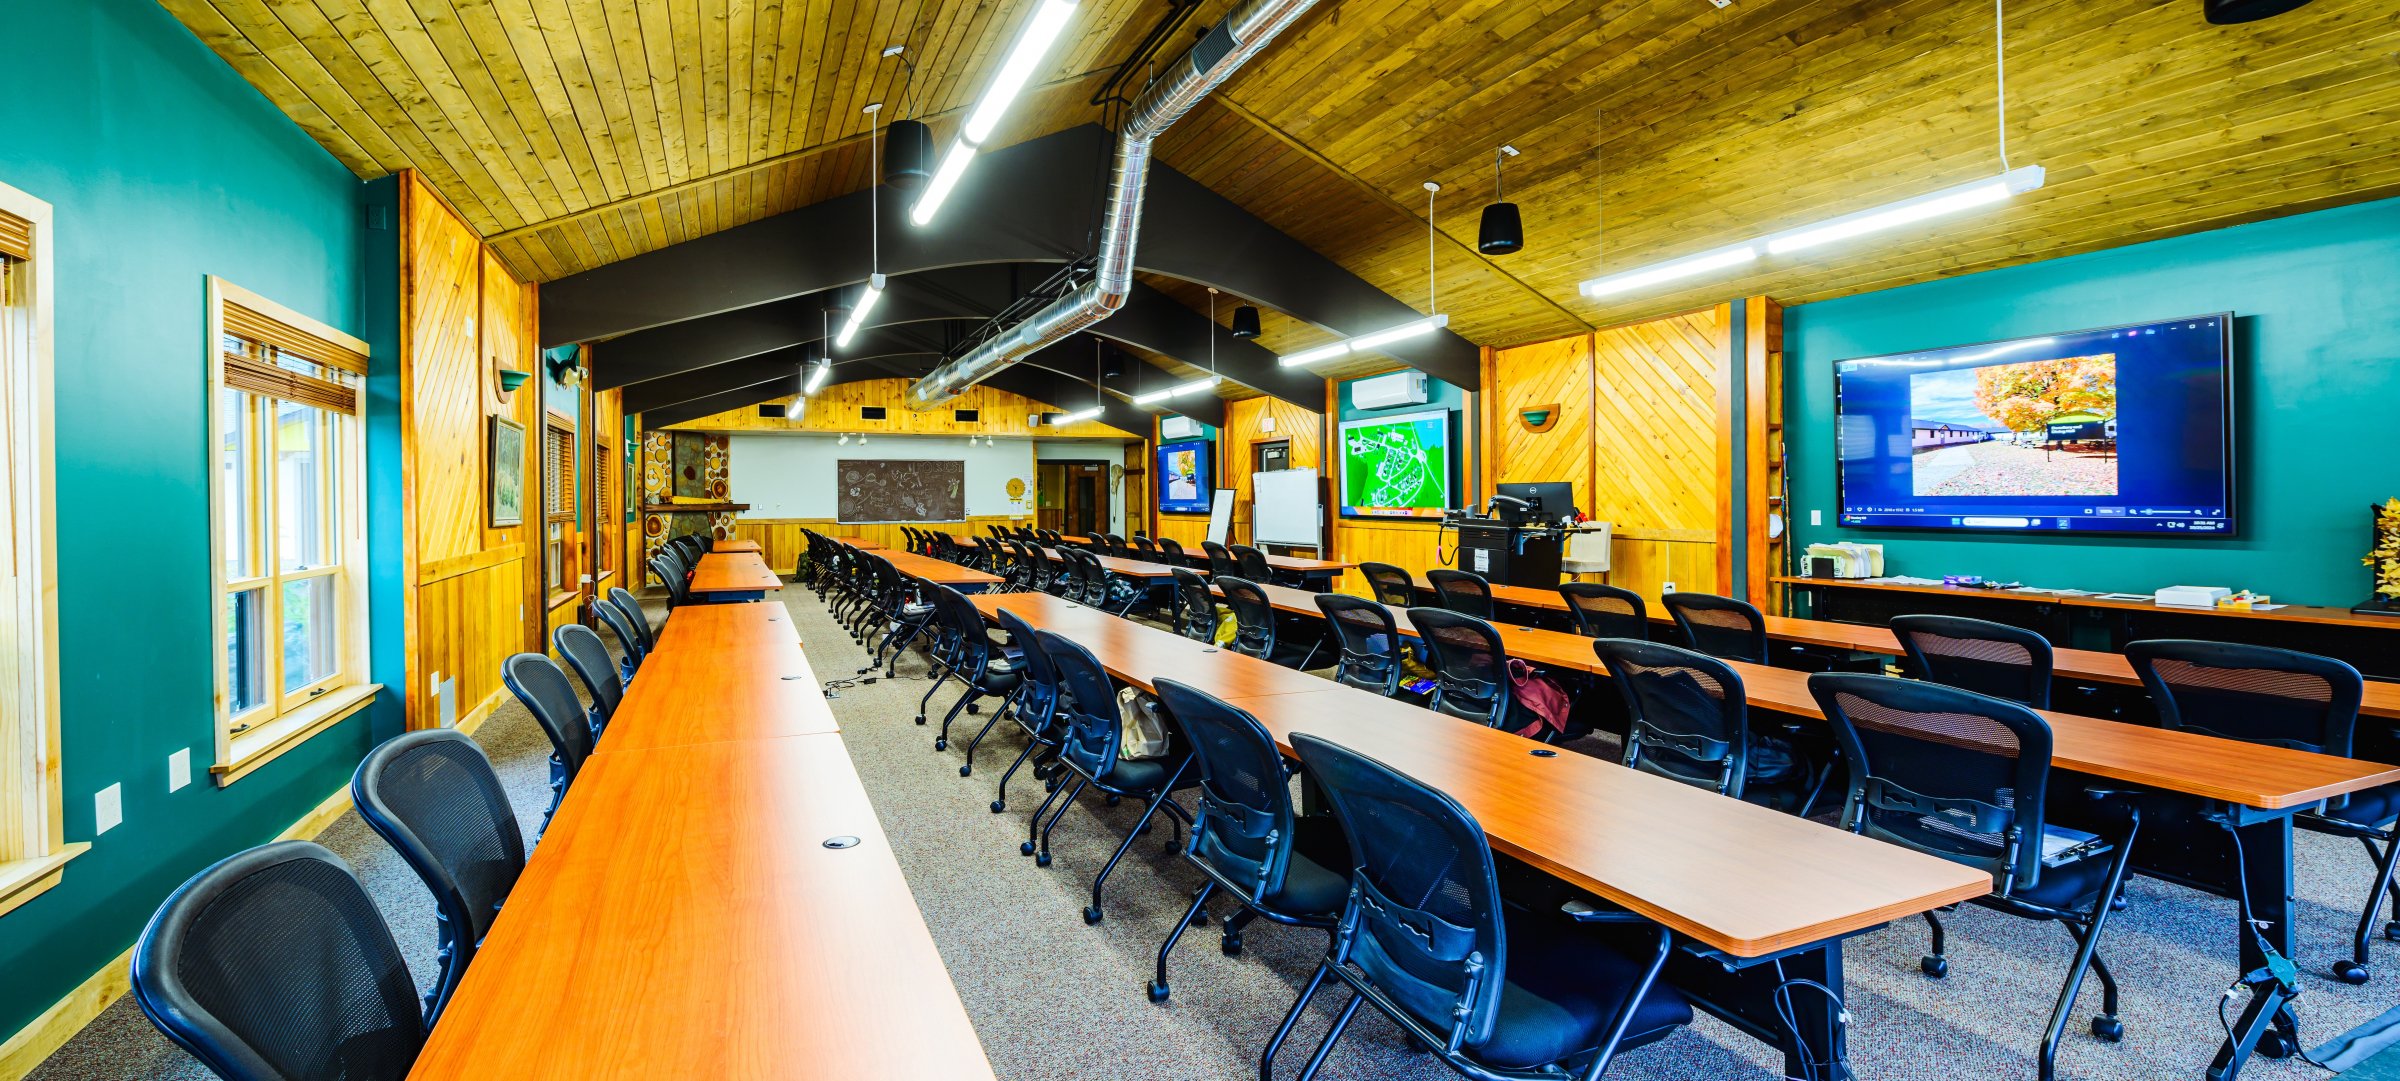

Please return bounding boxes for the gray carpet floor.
[31,583,2400,1079]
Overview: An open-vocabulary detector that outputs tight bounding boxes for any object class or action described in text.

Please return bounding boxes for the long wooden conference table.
[687,549,783,602]
[409,602,996,1079]
[969,590,1987,1075]
[839,541,1005,590]
[1223,578,2400,1076]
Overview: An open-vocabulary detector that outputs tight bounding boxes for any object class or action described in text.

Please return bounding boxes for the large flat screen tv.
[1155,438,1215,514]
[1835,313,2234,536]
[1338,408,1452,519]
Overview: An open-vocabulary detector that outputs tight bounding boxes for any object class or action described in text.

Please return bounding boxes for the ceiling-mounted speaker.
[884,118,934,189]
[2204,0,2316,21]
[1477,201,1524,256]
[1230,305,1262,339]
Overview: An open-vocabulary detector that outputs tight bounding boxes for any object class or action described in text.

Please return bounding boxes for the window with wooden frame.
[544,419,576,593]
[209,278,376,785]
[592,435,614,583]
[0,183,78,917]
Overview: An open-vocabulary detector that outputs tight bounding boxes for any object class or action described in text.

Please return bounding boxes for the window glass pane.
[276,398,326,571]
[227,586,268,717]
[282,575,336,693]
[221,388,253,579]
[269,346,324,379]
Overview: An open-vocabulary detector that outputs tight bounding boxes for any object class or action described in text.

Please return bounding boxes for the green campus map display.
[1338,408,1451,518]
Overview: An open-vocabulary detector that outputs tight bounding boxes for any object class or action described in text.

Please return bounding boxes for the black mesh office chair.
[1358,562,1416,607]
[1427,568,1494,618]
[989,608,1066,816]
[553,623,623,740]
[1264,734,1690,1081]
[1202,540,1239,580]
[1592,638,1804,807]
[592,599,645,679]
[1314,593,1404,695]
[1661,592,1768,665]
[648,553,691,608]
[1892,614,2055,708]
[1027,629,1195,924]
[1172,568,1220,643]
[1809,672,2139,1079]
[1217,576,1306,668]
[1129,535,1159,556]
[1102,533,1129,557]
[2126,640,2395,983]
[1146,680,1350,1003]
[1231,544,1274,581]
[1405,608,1513,727]
[1157,536,1191,567]
[501,652,594,828]
[132,841,428,1081]
[929,587,1025,773]
[351,730,526,1022]
[1560,583,1648,640]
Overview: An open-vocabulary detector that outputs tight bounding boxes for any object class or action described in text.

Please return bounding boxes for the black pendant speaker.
[1230,305,1262,339]
[884,118,934,190]
[1478,201,1524,256]
[2203,0,2317,22]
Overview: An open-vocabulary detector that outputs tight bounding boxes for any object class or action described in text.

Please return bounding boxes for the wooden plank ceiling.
[168,0,2400,372]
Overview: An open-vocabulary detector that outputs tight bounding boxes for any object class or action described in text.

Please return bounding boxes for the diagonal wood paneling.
[1590,307,1726,538]
[1489,335,1593,515]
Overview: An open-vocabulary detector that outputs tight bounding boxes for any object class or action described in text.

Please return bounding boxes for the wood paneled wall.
[1482,306,1735,606]
[660,380,1139,440]
[1331,518,1453,597]
[401,172,541,732]
[732,515,1031,572]
[1220,395,1324,550]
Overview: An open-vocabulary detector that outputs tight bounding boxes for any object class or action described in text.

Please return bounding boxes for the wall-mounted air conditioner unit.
[1352,370,1428,411]
[1160,415,1201,439]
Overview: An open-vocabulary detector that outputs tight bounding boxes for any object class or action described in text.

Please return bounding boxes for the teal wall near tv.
[1787,195,2400,607]
[0,0,391,1042]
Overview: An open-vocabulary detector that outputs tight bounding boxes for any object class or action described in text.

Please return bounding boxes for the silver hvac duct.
[904,0,1321,410]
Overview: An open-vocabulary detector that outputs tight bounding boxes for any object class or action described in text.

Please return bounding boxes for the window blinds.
[545,424,575,519]
[223,301,368,375]
[0,209,29,263]
[222,347,359,414]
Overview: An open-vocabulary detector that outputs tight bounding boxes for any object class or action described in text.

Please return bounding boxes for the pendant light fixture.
[912,0,1080,227]
[1477,145,1523,255]
[880,46,934,189]
[838,103,888,348]
[1230,304,1262,339]
[1278,181,1449,367]
[1055,339,1107,424]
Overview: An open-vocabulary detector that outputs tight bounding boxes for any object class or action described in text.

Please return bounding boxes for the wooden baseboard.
[451,686,506,738]
[0,782,357,1080]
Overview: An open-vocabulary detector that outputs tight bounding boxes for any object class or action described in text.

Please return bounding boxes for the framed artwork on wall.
[490,415,525,526]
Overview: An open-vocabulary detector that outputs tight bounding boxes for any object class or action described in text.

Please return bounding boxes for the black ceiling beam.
[642,374,805,429]
[543,124,1480,390]
[637,341,1160,438]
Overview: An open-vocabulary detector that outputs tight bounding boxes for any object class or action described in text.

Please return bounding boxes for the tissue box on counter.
[2155,585,2232,609]
[1804,542,1884,579]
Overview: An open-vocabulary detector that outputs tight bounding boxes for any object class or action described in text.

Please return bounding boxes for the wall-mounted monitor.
[1156,438,1215,514]
[1835,313,2234,536]
[1338,407,1453,519]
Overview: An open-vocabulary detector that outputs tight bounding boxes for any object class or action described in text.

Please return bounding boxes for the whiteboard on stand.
[1206,489,1237,546]
[1251,469,1322,549]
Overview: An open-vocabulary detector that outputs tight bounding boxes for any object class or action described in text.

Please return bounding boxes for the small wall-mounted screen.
[1156,438,1215,514]
[1337,407,1452,519]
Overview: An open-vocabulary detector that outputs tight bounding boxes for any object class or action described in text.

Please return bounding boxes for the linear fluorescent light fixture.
[912,0,1076,227]
[804,359,831,394]
[1577,165,2046,300]
[1054,406,1103,424]
[1277,313,1450,367]
[1767,166,2046,254]
[834,274,886,348]
[1131,376,1221,405]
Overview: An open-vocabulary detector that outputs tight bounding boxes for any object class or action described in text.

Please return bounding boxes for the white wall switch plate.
[1810,509,1822,526]
[168,748,191,792]
[1662,581,1678,594]
[95,783,123,835]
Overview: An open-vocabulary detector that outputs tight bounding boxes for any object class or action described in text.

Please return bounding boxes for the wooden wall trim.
[416,547,524,586]
[1713,301,1737,593]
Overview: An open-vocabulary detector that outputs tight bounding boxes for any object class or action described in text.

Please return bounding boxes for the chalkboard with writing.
[837,459,966,523]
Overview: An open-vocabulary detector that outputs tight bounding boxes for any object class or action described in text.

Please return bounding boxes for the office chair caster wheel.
[967,704,980,715]
[914,715,926,725]
[1104,795,1121,807]
[934,738,948,751]
[958,765,973,777]
[1147,980,1170,1003]
[2258,1031,2296,1059]
[990,800,1006,813]
[1035,853,1052,868]
[1020,841,1037,856]
[1083,906,1103,925]
[2335,960,2371,985]
[1920,956,1948,978]
[2090,1016,2123,1042]
[1220,935,1244,957]
[2385,921,2399,942]
[2110,894,2129,911]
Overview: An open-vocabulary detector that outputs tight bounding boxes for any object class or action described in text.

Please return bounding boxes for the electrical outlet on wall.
[95,784,122,835]
[1662,581,1678,594]
[168,748,191,792]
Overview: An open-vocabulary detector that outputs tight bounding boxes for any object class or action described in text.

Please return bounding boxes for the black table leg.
[2208,815,2300,1081]
[1670,941,1850,1080]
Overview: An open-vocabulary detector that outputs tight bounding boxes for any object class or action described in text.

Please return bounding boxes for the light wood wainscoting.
[732,516,1032,573]
[401,172,542,731]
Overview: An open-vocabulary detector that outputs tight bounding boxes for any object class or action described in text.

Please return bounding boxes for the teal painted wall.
[1336,371,1471,511]
[0,0,393,1039]
[1787,196,2400,607]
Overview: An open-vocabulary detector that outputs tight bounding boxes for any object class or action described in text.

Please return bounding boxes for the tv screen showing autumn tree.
[1835,314,2234,536]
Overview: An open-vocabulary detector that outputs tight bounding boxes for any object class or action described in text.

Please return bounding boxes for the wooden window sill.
[0,844,90,920]
[214,683,381,787]
[545,589,578,611]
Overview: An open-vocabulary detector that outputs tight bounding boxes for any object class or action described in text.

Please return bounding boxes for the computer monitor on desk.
[1494,481,1577,525]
